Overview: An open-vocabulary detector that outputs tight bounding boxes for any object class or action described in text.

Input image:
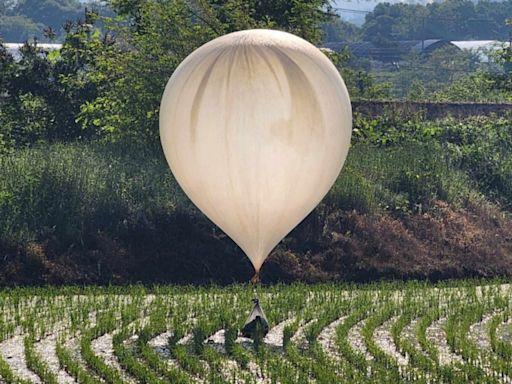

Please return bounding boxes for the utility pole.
[509,30,511,56]
[506,30,512,73]
[422,17,425,51]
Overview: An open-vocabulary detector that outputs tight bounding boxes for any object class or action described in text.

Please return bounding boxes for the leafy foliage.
[79,0,334,142]
[1,0,334,146]
[350,112,512,209]
[361,0,512,43]
[0,10,112,148]
[2,115,512,284]
[0,0,111,42]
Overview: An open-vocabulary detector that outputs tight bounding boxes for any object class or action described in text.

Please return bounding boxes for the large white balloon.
[160,29,352,273]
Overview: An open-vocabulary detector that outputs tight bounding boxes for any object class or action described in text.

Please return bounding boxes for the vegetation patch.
[1,281,512,383]
[0,114,512,284]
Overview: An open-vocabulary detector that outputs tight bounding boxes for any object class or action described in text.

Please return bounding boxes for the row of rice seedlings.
[308,304,369,383]
[54,293,139,384]
[55,335,103,384]
[415,305,441,365]
[443,297,501,383]
[416,290,476,383]
[195,292,259,382]
[391,292,439,381]
[361,300,403,382]
[80,310,127,384]
[335,308,371,376]
[408,284,511,383]
[135,308,192,384]
[83,293,150,383]
[262,285,350,383]
[287,299,355,383]
[489,309,512,378]
[0,357,31,384]
[23,334,59,384]
[333,288,384,378]
[167,301,218,380]
[113,326,165,384]
[452,288,510,366]
[280,306,326,383]
[0,289,102,384]
[118,293,235,383]
[1,280,512,383]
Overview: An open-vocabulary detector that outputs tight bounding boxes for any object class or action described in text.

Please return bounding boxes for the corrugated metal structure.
[451,40,508,62]
[3,43,62,61]
[323,39,510,63]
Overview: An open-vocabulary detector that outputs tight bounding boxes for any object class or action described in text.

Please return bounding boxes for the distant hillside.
[327,0,512,43]
[332,0,509,25]
[0,0,112,43]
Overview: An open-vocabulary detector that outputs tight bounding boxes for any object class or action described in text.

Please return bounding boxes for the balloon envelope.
[160,29,352,272]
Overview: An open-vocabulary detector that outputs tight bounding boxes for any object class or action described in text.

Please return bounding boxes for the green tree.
[328,49,390,99]
[14,0,83,29]
[322,17,361,43]
[0,9,110,147]
[0,14,40,42]
[383,45,480,98]
[362,3,424,42]
[79,0,334,142]
[361,0,512,42]
[432,71,511,102]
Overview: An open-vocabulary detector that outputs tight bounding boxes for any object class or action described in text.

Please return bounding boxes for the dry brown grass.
[3,200,511,285]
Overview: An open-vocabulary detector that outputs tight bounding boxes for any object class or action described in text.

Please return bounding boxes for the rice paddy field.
[1,280,512,384]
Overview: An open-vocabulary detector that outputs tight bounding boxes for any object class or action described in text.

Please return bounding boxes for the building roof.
[3,43,62,61]
[451,40,508,62]
[323,40,458,62]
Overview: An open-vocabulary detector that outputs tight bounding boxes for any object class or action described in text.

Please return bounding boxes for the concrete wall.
[352,100,512,119]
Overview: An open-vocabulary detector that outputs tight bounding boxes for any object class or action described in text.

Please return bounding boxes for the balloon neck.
[250,271,260,285]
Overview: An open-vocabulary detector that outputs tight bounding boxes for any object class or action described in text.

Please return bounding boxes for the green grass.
[329,141,473,213]
[0,130,481,250]
[1,114,512,284]
[0,141,188,248]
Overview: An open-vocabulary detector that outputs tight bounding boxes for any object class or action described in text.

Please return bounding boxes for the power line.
[333,6,499,23]
[333,7,371,14]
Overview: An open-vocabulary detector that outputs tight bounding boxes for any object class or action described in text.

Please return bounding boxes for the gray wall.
[352,101,512,120]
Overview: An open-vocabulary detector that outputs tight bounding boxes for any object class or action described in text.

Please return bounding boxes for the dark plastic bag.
[242,298,269,338]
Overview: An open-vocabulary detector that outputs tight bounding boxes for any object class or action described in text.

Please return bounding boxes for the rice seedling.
[0,280,511,383]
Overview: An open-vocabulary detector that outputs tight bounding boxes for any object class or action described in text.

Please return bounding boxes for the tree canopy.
[77,0,334,142]
[361,0,512,43]
[0,0,511,150]
[0,0,336,147]
[0,0,110,42]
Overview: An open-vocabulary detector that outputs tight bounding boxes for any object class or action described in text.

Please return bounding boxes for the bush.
[1,114,512,284]
[0,140,186,248]
[351,113,512,208]
[329,141,472,215]
[0,13,108,150]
